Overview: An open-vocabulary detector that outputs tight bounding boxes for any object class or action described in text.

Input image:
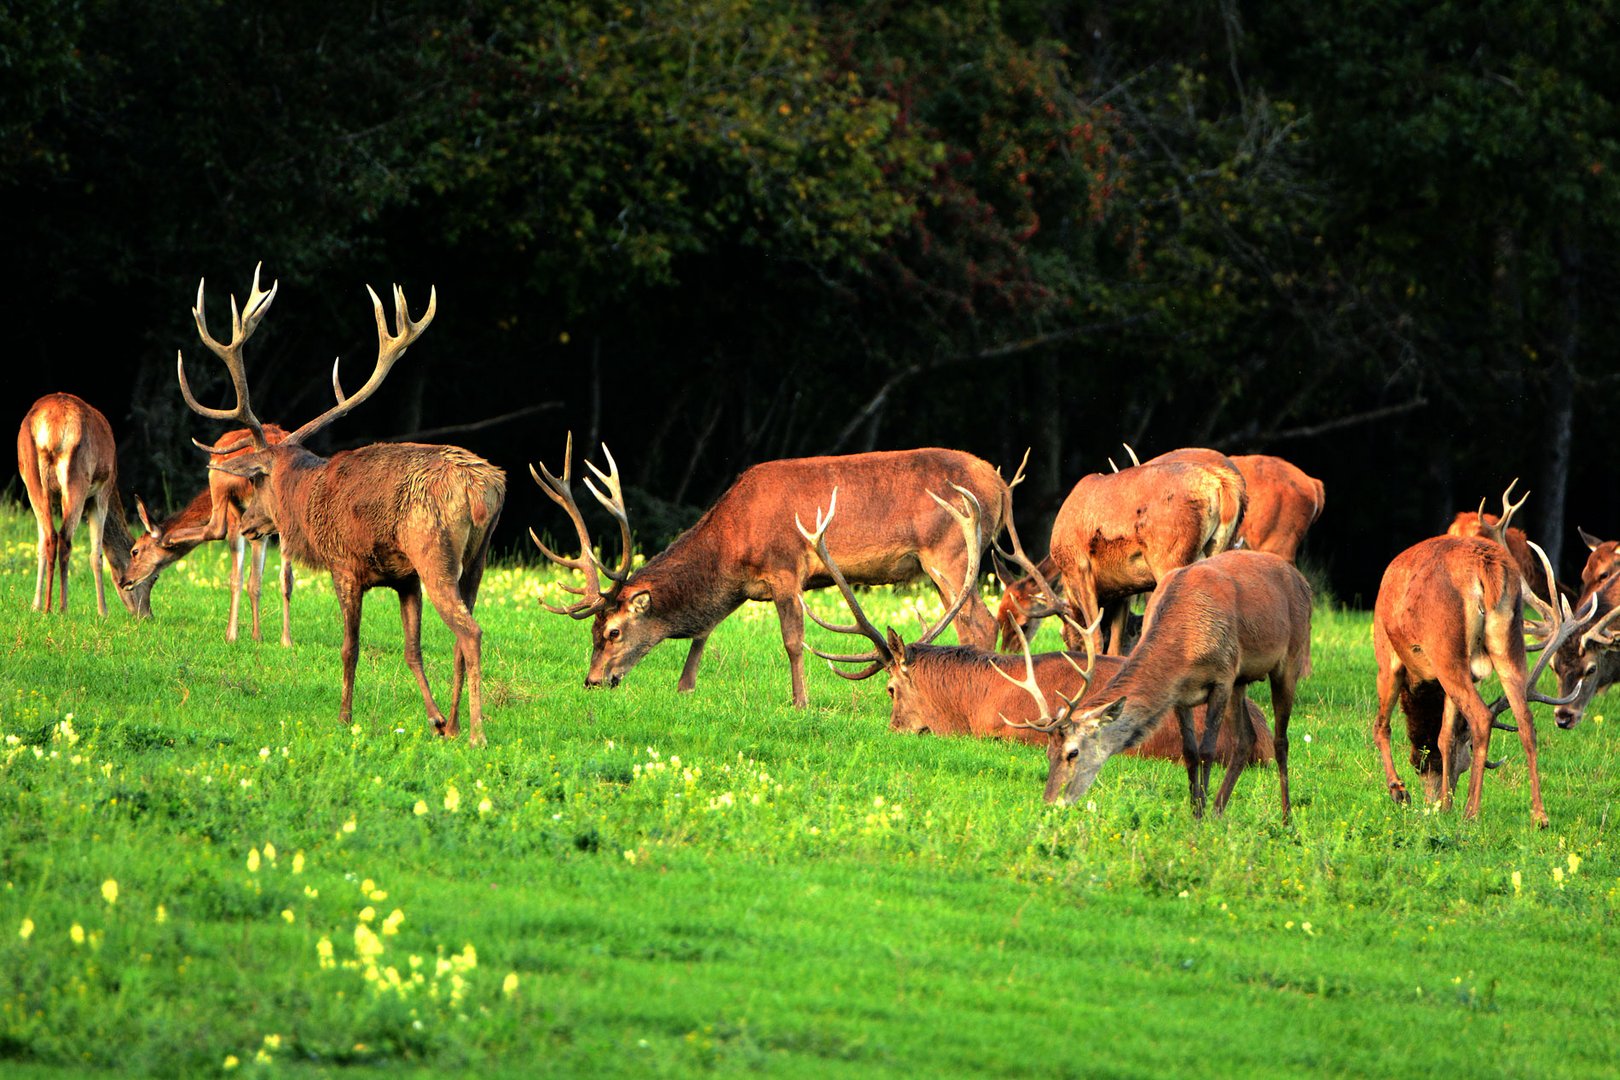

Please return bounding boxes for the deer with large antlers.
[171,265,505,745]
[1372,485,1596,825]
[120,426,295,644]
[1548,573,1620,731]
[532,441,1014,707]
[1446,495,1572,606]
[1008,549,1310,816]
[797,492,1275,763]
[17,393,153,618]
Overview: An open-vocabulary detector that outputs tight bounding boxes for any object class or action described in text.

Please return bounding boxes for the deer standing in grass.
[17,393,153,618]
[171,265,505,745]
[1003,549,1311,817]
[1230,454,1324,561]
[797,491,1275,763]
[532,440,1014,707]
[121,425,295,644]
[1372,486,1594,825]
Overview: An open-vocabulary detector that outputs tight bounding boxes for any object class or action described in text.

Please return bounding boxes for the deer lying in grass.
[798,493,1274,765]
[17,393,152,618]
[172,265,505,745]
[532,439,1017,707]
[122,426,295,644]
[1000,549,1311,818]
[1372,488,1595,825]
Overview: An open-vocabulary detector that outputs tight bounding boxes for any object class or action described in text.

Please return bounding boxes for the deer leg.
[86,497,111,618]
[1433,692,1462,812]
[247,537,268,642]
[397,582,450,737]
[31,503,54,611]
[1175,705,1205,818]
[423,577,486,747]
[1211,690,1255,816]
[55,482,90,615]
[278,545,293,647]
[1197,683,1233,815]
[1268,672,1297,823]
[1372,659,1410,805]
[774,588,809,708]
[678,634,711,693]
[226,534,246,642]
[1063,571,1103,654]
[1486,623,1549,826]
[334,576,365,726]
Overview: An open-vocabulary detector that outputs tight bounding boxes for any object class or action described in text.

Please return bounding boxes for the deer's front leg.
[773,586,809,708]
[678,633,711,693]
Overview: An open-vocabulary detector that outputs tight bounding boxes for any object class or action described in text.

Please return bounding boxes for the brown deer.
[1576,527,1620,595]
[797,493,1275,763]
[1372,490,1595,825]
[1447,492,1571,605]
[1230,454,1325,561]
[1548,572,1620,730]
[532,439,1014,707]
[170,265,506,745]
[121,425,295,644]
[17,393,153,618]
[1046,454,1247,654]
[1003,549,1311,818]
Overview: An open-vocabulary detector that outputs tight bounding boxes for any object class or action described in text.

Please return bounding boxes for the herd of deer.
[16,266,1617,826]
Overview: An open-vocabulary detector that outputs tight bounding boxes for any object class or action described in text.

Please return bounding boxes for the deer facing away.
[17,393,153,619]
[171,265,505,745]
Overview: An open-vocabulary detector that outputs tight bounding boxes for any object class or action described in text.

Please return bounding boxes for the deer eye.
[1065,747,1080,762]
[605,627,621,643]
[1584,663,1598,678]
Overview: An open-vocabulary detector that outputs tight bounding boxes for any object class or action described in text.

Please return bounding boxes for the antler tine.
[1497,478,1529,535]
[1578,602,1620,655]
[1489,541,1599,719]
[1123,443,1141,467]
[912,485,985,647]
[998,447,1031,490]
[994,616,1066,732]
[529,432,619,619]
[581,444,635,585]
[991,508,1067,622]
[794,489,894,675]
[178,264,278,449]
[285,281,437,445]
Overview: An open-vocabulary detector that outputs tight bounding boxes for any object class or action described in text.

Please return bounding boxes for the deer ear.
[885,627,908,669]
[628,591,652,615]
[1079,697,1126,731]
[134,494,156,535]
[208,456,269,480]
[1579,526,1604,552]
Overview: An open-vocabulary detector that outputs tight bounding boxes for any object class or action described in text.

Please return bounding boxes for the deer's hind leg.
[396,578,450,737]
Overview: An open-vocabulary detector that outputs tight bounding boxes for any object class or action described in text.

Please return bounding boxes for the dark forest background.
[4,0,1616,604]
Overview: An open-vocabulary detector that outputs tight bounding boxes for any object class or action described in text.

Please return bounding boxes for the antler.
[285,282,437,445]
[1471,478,1529,547]
[529,432,635,619]
[1489,540,1599,725]
[994,613,1100,732]
[1578,603,1620,654]
[796,484,987,680]
[991,502,1068,625]
[178,263,278,451]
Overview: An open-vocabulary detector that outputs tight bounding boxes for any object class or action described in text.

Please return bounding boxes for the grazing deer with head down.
[121,425,295,644]
[1229,454,1325,562]
[1002,548,1311,817]
[532,440,1013,707]
[1549,573,1620,732]
[17,393,153,618]
[798,492,1275,763]
[1044,453,1246,655]
[1372,487,1595,825]
[170,265,505,745]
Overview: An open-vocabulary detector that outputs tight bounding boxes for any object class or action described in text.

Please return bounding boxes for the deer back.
[1375,536,1521,686]
[1231,454,1324,561]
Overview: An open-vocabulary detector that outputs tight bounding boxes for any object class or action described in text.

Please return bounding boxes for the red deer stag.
[1044,453,1246,655]
[532,440,1014,707]
[1549,573,1620,731]
[1230,454,1325,561]
[1372,490,1595,825]
[170,265,505,746]
[17,393,153,618]
[797,492,1275,763]
[121,425,295,644]
[1003,549,1311,818]
[1446,483,1570,604]
[993,447,1248,652]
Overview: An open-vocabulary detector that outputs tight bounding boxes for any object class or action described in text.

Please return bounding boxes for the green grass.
[2,501,1619,1077]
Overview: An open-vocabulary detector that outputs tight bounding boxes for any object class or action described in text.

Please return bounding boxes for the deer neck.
[262,446,335,570]
[900,647,982,735]
[155,489,216,558]
[630,531,744,638]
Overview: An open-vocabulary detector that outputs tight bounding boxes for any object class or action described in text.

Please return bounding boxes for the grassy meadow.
[2,500,1619,1077]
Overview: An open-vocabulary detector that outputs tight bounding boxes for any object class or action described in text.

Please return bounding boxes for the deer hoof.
[1388,782,1410,805]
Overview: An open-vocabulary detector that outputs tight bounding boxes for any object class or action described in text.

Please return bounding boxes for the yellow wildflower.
[262,843,276,863]
[246,848,261,873]
[291,851,305,875]
[478,798,494,815]
[341,817,357,834]
[359,906,376,923]
[70,923,85,945]
[101,879,119,905]
[18,918,34,940]
[155,904,168,924]
[281,909,295,924]
[503,971,519,997]
[382,909,405,936]
[1569,852,1583,876]
[444,785,461,813]
[223,1055,240,1070]
[413,800,429,816]
[355,923,385,959]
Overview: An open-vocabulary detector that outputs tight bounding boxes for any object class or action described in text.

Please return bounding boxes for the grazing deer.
[121,425,295,644]
[1447,488,1571,604]
[1548,573,1620,730]
[1230,454,1325,562]
[171,265,505,746]
[1046,455,1246,654]
[1372,490,1595,825]
[1001,549,1311,818]
[17,393,153,618]
[797,493,1275,763]
[1576,527,1620,595]
[532,440,1014,707]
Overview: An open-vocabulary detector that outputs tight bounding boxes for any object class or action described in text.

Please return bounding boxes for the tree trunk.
[1538,232,1580,575]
